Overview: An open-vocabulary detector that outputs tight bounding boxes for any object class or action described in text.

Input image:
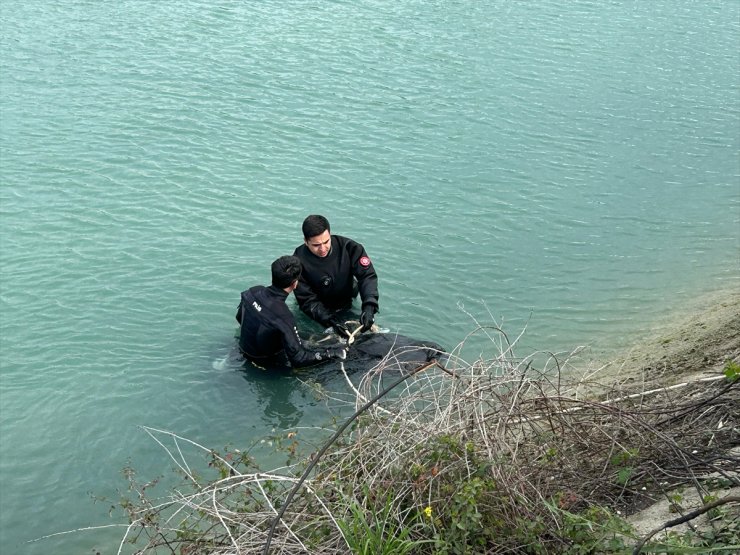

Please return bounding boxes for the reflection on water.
[238,360,304,431]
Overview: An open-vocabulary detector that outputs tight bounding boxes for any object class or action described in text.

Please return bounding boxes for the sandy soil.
[611,290,739,385]
[573,290,739,396]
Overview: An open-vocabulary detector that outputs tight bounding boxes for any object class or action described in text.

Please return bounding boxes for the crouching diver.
[236,255,347,368]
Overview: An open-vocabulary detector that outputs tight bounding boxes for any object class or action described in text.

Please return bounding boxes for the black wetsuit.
[293,234,379,327]
[236,285,333,368]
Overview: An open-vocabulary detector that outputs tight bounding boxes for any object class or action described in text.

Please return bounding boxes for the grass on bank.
[110,327,738,554]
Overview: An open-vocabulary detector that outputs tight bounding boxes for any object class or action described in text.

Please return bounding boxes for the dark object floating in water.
[241,330,445,381]
[337,331,443,372]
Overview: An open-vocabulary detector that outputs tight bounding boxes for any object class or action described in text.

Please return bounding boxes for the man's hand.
[360,305,376,333]
[329,318,350,339]
[325,347,347,360]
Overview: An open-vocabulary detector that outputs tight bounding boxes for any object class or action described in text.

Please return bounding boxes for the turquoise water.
[1,1,738,552]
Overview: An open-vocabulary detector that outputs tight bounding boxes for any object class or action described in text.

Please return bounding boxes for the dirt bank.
[598,290,739,541]
[580,290,740,393]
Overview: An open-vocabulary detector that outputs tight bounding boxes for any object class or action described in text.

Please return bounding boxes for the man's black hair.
[271,255,302,288]
[302,215,330,240]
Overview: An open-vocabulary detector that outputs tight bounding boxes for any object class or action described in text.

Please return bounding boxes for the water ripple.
[1,1,738,553]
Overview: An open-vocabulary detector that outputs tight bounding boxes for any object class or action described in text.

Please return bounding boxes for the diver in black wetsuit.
[236,255,347,368]
[293,215,379,339]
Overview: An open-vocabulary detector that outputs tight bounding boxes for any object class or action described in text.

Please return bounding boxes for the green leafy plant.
[610,448,639,486]
[723,359,739,382]
[668,490,684,513]
[337,492,431,555]
[547,503,633,554]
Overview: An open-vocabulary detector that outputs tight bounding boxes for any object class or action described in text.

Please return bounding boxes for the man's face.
[305,230,331,258]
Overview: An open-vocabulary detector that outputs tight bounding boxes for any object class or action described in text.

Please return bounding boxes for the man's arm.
[348,240,379,310]
[273,304,344,367]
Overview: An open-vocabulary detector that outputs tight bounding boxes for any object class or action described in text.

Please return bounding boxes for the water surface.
[1,1,738,552]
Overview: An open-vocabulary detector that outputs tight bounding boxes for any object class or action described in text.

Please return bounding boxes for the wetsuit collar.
[267,284,289,299]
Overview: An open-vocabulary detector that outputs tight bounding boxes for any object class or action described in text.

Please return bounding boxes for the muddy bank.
[585,289,739,390]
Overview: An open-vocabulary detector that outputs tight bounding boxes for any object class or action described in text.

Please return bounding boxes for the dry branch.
[110,331,738,554]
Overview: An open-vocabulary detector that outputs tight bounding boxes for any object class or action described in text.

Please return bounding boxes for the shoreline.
[589,287,739,538]
[98,287,739,553]
[585,287,739,389]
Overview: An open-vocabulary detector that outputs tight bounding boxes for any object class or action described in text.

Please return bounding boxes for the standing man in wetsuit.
[236,255,346,368]
[293,215,379,339]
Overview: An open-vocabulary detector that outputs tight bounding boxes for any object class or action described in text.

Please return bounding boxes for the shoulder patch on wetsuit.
[359,256,371,267]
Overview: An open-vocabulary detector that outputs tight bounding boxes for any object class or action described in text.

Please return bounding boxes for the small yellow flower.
[423,506,432,519]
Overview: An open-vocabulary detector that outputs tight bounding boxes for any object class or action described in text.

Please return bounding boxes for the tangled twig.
[632,495,740,554]
[99,325,738,554]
